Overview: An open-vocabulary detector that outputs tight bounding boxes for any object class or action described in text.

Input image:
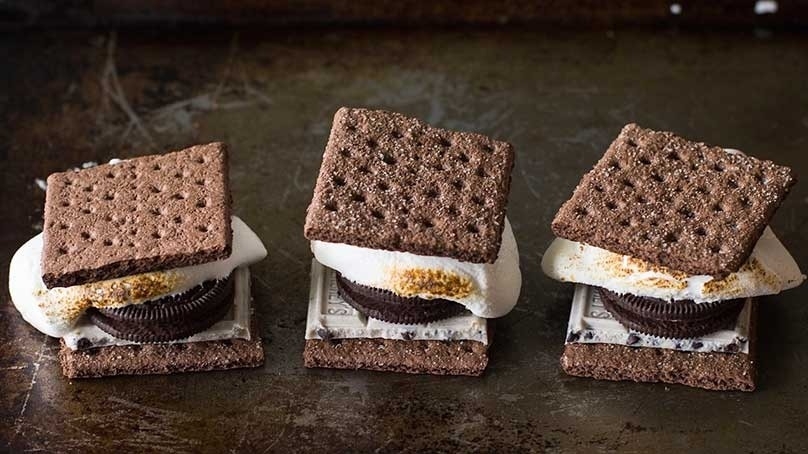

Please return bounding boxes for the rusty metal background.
[2,27,808,452]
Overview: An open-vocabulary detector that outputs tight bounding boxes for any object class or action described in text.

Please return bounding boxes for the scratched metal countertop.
[2,28,808,453]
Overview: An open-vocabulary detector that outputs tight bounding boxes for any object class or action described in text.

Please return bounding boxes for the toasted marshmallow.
[9,216,267,338]
[542,227,804,302]
[311,218,521,318]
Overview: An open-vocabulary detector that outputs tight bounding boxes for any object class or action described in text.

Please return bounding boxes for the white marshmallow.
[9,216,267,338]
[542,227,804,302]
[311,217,521,319]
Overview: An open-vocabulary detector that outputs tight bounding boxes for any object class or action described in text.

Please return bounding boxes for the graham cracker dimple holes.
[663,232,679,243]
[466,224,479,234]
[80,231,92,240]
[471,196,484,206]
[420,218,434,228]
[458,153,469,163]
[339,148,351,158]
[605,201,617,210]
[677,207,694,219]
[638,156,651,165]
[172,193,187,200]
[381,153,396,165]
[482,143,494,153]
[197,225,209,233]
[573,207,588,217]
[153,163,162,171]
[370,209,385,219]
[425,189,438,199]
[739,196,751,208]
[366,138,377,149]
[397,220,408,229]
[391,130,403,139]
[695,227,707,236]
[151,231,162,239]
[351,192,366,203]
[324,201,338,212]
[438,137,452,148]
[476,167,487,178]
[376,181,389,191]
[57,246,68,255]
[620,178,635,189]
[332,175,346,187]
[196,199,207,208]
[452,180,464,190]
[650,173,664,183]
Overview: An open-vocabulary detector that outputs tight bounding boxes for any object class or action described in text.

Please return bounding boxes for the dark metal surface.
[4,1,808,29]
[2,28,808,452]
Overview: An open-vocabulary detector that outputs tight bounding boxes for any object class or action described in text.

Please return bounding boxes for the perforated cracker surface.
[304,107,515,263]
[552,124,796,278]
[42,143,232,288]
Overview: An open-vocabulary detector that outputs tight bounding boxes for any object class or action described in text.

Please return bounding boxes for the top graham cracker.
[41,143,233,288]
[552,123,796,278]
[304,107,515,264]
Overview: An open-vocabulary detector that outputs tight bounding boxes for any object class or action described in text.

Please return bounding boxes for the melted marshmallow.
[311,218,521,318]
[9,216,266,337]
[542,227,803,302]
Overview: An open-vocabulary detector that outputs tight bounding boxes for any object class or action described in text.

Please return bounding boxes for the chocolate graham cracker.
[304,107,515,264]
[42,143,232,288]
[59,334,264,379]
[552,124,796,277]
[303,338,488,376]
[560,341,756,392]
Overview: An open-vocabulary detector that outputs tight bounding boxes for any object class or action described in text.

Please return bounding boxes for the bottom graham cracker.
[59,335,264,379]
[560,342,756,391]
[303,338,488,376]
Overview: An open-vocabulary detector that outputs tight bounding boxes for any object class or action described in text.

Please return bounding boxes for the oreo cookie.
[336,273,467,324]
[597,288,745,338]
[87,274,235,342]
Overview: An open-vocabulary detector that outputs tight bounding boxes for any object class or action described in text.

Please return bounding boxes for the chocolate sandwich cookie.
[88,274,235,343]
[336,273,467,324]
[597,288,745,338]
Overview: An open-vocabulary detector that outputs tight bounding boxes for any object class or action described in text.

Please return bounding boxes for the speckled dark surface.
[2,28,808,452]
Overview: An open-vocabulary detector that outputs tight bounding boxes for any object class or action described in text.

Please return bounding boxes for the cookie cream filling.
[310,218,521,319]
[9,216,267,338]
[542,227,804,303]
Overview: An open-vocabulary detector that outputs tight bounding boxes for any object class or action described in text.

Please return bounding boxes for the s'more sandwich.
[542,124,804,391]
[9,143,267,378]
[302,107,521,376]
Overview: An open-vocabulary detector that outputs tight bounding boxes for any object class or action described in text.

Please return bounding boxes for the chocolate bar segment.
[552,124,795,277]
[42,143,232,288]
[304,107,515,264]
